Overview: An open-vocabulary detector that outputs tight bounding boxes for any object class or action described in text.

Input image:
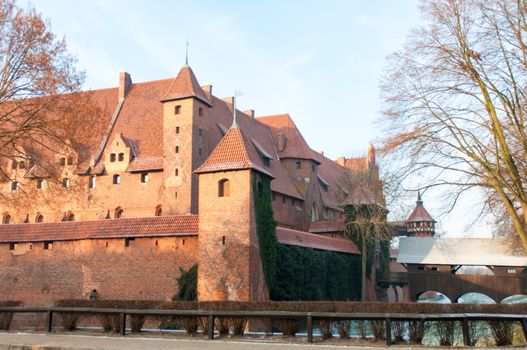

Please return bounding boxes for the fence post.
[462,318,470,346]
[208,315,215,339]
[46,311,53,332]
[522,318,527,342]
[119,313,126,336]
[306,316,313,343]
[385,318,392,346]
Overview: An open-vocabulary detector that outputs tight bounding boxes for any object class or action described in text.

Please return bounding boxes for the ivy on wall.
[173,263,198,301]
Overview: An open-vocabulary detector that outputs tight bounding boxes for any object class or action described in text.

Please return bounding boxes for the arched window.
[2,213,11,224]
[64,212,75,221]
[218,179,230,197]
[115,207,124,219]
[311,204,319,222]
[62,178,70,188]
[155,205,162,217]
[35,213,44,223]
[88,175,96,189]
[113,174,121,185]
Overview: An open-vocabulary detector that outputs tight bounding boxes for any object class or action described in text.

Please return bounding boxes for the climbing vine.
[173,263,198,301]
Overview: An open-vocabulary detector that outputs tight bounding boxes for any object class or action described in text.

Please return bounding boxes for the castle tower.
[405,192,436,237]
[161,65,212,215]
[194,112,271,301]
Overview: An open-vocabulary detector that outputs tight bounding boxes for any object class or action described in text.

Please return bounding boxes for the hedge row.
[54,300,527,314]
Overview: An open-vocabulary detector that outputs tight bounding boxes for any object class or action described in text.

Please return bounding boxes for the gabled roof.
[397,237,527,266]
[194,127,273,177]
[0,215,198,243]
[276,226,359,254]
[161,65,211,106]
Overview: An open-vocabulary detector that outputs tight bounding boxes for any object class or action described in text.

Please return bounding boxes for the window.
[118,153,124,161]
[222,236,226,245]
[36,179,44,189]
[125,238,134,247]
[198,128,202,136]
[59,157,66,166]
[507,269,517,274]
[115,207,124,218]
[263,156,270,167]
[141,173,148,183]
[11,161,17,170]
[218,179,230,197]
[198,148,202,155]
[198,107,203,116]
[175,168,179,176]
[88,176,96,189]
[311,204,319,222]
[62,178,70,188]
[295,161,301,169]
[175,146,179,153]
[155,205,162,217]
[67,157,74,166]
[113,174,121,185]
[9,243,15,251]
[174,105,181,114]
[312,164,315,171]
[18,161,25,169]
[176,126,180,134]
[64,212,75,221]
[44,241,52,250]
[35,214,44,223]
[11,181,18,191]
[2,214,11,224]
[110,153,116,162]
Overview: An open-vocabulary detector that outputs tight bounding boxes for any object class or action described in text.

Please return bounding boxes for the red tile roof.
[276,226,360,254]
[0,215,198,243]
[308,219,345,233]
[194,127,273,177]
[406,200,435,223]
[161,66,211,106]
[127,156,163,172]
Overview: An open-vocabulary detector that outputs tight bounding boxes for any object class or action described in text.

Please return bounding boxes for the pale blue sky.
[23,0,493,236]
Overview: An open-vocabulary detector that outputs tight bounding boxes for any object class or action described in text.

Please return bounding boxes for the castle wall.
[0,236,198,305]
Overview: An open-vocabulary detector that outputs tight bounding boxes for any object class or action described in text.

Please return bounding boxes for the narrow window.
[218,179,230,197]
[36,179,44,189]
[125,238,134,247]
[11,161,17,170]
[105,242,109,248]
[88,176,96,189]
[263,156,270,167]
[182,239,185,246]
[141,173,148,183]
[118,153,124,161]
[295,161,301,169]
[174,105,181,114]
[2,214,11,224]
[113,174,121,185]
[59,157,66,166]
[198,128,202,136]
[11,181,18,191]
[175,191,178,198]
[155,205,162,217]
[312,164,315,171]
[176,126,180,134]
[222,236,226,245]
[175,146,179,154]
[65,212,75,221]
[282,195,286,204]
[110,153,116,162]
[62,178,70,188]
[175,168,179,176]
[198,107,203,116]
[67,157,74,165]
[115,207,124,218]
[35,214,44,223]
[44,241,52,250]
[155,240,158,246]
[9,243,15,251]
[198,148,202,155]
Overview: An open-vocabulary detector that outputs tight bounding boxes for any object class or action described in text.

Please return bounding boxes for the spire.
[416,190,423,206]
[185,39,189,66]
[232,95,238,128]
[161,65,212,106]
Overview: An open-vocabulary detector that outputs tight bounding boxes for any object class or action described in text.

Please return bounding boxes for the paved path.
[0,332,515,350]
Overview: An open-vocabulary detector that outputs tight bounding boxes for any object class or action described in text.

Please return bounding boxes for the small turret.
[405,191,436,237]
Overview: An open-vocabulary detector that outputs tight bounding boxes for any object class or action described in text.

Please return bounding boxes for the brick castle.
[0,65,380,304]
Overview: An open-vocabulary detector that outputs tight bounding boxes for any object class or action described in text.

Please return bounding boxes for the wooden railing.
[0,306,526,346]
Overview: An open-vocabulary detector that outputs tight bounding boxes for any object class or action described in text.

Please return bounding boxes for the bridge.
[397,237,527,303]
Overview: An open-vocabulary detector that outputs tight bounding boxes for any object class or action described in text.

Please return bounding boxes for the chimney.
[201,84,213,102]
[367,143,376,164]
[336,156,346,166]
[119,72,132,100]
[221,96,235,113]
[320,151,324,156]
[277,133,287,152]
[244,109,255,119]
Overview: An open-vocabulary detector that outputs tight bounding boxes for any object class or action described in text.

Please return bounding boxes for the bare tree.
[380,0,527,249]
[0,0,104,206]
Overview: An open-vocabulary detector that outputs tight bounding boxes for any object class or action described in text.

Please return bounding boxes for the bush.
[408,320,426,344]
[216,318,229,336]
[0,301,21,330]
[336,320,350,339]
[489,320,514,346]
[352,320,367,339]
[318,319,333,339]
[392,321,405,343]
[369,320,385,341]
[59,313,81,331]
[173,264,197,302]
[229,317,247,336]
[435,320,457,346]
[276,319,300,336]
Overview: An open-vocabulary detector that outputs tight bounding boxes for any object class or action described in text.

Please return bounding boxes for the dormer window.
[115,207,124,218]
[155,205,162,217]
[110,153,116,162]
[263,156,270,167]
[2,214,11,224]
[59,157,66,166]
[141,173,148,183]
[63,178,70,188]
[118,153,124,161]
[11,181,18,191]
[36,179,45,189]
[64,212,75,221]
[35,213,44,223]
[88,175,96,189]
[175,105,181,114]
[113,174,121,185]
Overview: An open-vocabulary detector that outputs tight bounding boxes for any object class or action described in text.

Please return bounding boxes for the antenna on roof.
[231,90,243,128]
[185,39,190,66]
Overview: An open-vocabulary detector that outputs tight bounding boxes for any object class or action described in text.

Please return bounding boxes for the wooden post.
[306,316,313,343]
[462,318,471,346]
[385,318,391,346]
[208,315,215,339]
[46,311,53,332]
[119,313,126,336]
[522,318,527,343]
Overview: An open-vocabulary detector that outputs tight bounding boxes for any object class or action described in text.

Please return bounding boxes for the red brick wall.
[0,236,198,305]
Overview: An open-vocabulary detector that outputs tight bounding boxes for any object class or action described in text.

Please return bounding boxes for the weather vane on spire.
[185,39,190,66]
[231,90,244,128]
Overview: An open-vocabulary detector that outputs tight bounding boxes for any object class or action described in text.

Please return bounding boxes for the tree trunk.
[361,238,367,301]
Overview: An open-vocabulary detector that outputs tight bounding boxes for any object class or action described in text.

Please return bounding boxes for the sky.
[22,0,494,236]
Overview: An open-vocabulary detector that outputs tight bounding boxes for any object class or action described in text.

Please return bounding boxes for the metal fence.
[0,306,526,346]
